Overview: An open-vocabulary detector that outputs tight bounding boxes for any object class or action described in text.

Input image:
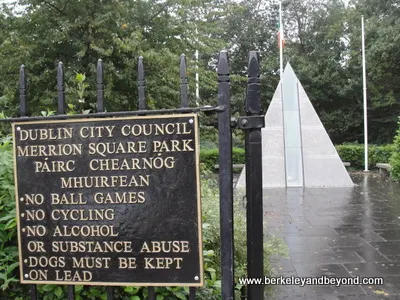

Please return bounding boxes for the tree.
[0,0,227,117]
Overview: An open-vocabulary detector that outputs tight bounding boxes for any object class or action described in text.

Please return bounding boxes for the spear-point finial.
[138,56,146,110]
[180,54,187,78]
[218,50,229,76]
[246,51,261,115]
[180,54,188,108]
[248,51,260,78]
[138,56,145,81]
[57,61,65,114]
[19,64,27,116]
[97,59,104,112]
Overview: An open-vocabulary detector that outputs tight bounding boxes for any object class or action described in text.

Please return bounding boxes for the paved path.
[266,172,400,299]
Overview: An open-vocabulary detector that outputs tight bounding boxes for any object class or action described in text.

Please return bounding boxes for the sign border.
[12,113,204,287]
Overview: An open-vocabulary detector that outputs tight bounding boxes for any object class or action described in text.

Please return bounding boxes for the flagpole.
[195,48,199,106]
[195,27,199,106]
[279,1,283,81]
[362,15,368,171]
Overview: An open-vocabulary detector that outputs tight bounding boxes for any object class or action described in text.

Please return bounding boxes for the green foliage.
[390,118,400,180]
[2,0,400,145]
[0,141,285,299]
[200,148,245,171]
[0,0,227,117]
[199,171,287,298]
[69,73,91,114]
[0,136,27,299]
[200,144,395,172]
[336,144,395,169]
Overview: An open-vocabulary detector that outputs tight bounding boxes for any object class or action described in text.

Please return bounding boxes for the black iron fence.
[3,50,264,300]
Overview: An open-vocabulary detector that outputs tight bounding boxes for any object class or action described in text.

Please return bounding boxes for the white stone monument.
[236,63,354,188]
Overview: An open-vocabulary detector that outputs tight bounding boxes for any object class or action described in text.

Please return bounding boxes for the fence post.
[96,58,115,300]
[57,61,76,300]
[20,64,37,300]
[245,51,263,300]
[137,56,156,300]
[179,53,197,300]
[57,62,66,115]
[217,50,234,300]
[180,54,188,108]
[19,65,28,117]
[138,56,146,111]
[97,59,104,112]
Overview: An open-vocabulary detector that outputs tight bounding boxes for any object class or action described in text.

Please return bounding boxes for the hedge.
[200,148,245,170]
[200,144,395,171]
[390,118,400,180]
[336,144,394,169]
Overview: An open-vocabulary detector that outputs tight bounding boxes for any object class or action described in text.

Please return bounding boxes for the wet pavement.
[266,172,400,299]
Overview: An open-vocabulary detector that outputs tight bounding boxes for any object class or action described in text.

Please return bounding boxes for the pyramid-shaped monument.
[236,63,354,188]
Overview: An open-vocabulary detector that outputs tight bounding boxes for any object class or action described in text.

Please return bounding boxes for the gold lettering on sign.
[19,128,73,141]
[88,141,147,157]
[51,193,86,205]
[25,209,45,221]
[94,192,145,204]
[51,209,115,221]
[15,116,199,284]
[89,157,175,171]
[79,126,115,138]
[144,257,183,269]
[28,269,48,280]
[17,144,82,157]
[52,241,133,253]
[28,256,66,268]
[140,241,190,253]
[27,241,46,253]
[121,122,192,137]
[55,270,92,281]
[152,140,194,153]
[34,160,76,173]
[53,225,118,237]
[25,194,44,205]
[72,257,111,269]
[118,257,137,269]
[60,175,150,188]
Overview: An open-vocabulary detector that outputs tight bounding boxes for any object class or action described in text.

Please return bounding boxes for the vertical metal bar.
[57,62,65,114]
[138,56,146,110]
[217,50,234,300]
[241,286,247,299]
[106,287,114,300]
[180,55,196,299]
[180,54,188,108]
[67,286,75,300]
[20,65,37,300]
[148,287,155,300]
[245,51,263,300]
[57,61,75,299]
[189,287,196,300]
[29,285,37,300]
[97,59,104,113]
[19,65,28,117]
[137,56,154,300]
[97,58,113,300]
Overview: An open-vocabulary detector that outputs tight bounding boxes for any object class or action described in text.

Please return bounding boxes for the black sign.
[12,114,203,286]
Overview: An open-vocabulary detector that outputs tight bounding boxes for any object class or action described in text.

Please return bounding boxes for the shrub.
[390,118,400,180]
[200,171,287,298]
[336,144,394,169]
[200,148,245,171]
[0,139,286,299]
[0,136,28,299]
[200,145,395,172]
